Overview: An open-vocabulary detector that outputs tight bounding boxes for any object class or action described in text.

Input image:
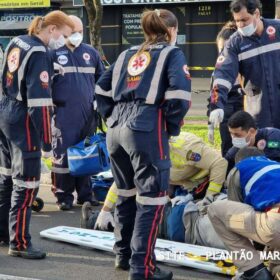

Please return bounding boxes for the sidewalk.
[192,77,210,92]
[189,78,210,116]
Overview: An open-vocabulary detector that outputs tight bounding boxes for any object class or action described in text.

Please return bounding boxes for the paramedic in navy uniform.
[96,9,191,280]
[209,0,280,130]
[51,15,105,210]
[0,11,73,259]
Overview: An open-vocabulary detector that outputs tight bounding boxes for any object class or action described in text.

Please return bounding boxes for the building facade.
[0,0,276,77]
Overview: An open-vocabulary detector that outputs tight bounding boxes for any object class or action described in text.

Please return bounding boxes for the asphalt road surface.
[0,180,230,280]
[0,81,229,280]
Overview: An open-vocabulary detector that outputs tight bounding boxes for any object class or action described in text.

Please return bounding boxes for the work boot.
[239,267,273,280]
[115,255,130,271]
[128,267,173,280]
[80,202,99,229]
[57,202,72,211]
[8,246,46,259]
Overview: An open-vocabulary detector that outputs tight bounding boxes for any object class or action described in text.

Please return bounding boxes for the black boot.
[0,235,9,246]
[115,255,130,271]
[240,267,273,280]
[57,202,72,211]
[8,246,46,259]
[128,267,173,280]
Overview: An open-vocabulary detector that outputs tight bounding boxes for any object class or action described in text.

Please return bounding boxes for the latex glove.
[208,123,214,144]
[41,150,53,159]
[53,62,65,76]
[171,193,193,207]
[209,109,224,128]
[94,210,115,230]
[196,195,215,214]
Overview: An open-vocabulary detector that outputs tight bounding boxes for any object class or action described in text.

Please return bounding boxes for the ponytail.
[28,10,74,36]
[28,16,44,35]
[137,9,177,54]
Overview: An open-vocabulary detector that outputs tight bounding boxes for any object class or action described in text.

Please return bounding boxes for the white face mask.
[232,136,250,149]
[68,32,83,47]
[238,21,257,37]
[48,34,66,50]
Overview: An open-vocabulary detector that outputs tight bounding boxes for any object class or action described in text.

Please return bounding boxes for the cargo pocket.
[21,151,41,179]
[228,211,256,234]
[156,159,171,193]
[127,106,156,132]
[0,96,25,125]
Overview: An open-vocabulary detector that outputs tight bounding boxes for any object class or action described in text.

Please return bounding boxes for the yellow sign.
[0,0,50,9]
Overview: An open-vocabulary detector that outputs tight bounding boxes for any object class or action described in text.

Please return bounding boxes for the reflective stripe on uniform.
[17,46,46,101]
[245,165,280,195]
[0,166,12,176]
[136,193,169,206]
[54,188,64,193]
[63,66,77,73]
[106,189,118,204]
[77,67,95,74]
[146,46,176,104]
[238,42,280,62]
[13,179,40,189]
[95,84,112,97]
[165,90,191,101]
[115,187,136,197]
[208,181,222,193]
[51,167,69,174]
[112,50,128,98]
[27,98,53,107]
[68,153,99,160]
[213,78,232,90]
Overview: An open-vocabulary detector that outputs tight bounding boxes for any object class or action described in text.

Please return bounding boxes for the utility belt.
[265,203,280,213]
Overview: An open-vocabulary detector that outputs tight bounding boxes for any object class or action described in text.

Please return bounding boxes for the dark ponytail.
[137,9,178,54]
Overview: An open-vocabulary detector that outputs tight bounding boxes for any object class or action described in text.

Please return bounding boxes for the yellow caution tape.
[188,66,215,71]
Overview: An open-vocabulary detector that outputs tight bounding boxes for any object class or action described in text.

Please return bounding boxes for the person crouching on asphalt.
[208,147,280,280]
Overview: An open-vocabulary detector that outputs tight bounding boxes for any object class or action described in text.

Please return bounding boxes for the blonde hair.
[28,10,74,36]
[137,9,178,54]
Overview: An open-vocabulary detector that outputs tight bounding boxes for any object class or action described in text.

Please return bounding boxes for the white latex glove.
[94,210,115,230]
[208,123,214,144]
[53,62,65,76]
[209,109,224,128]
[41,150,53,159]
[171,193,193,207]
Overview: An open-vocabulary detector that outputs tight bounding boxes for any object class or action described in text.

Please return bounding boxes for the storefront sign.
[0,0,50,9]
[0,11,44,30]
[74,0,230,6]
[122,11,143,45]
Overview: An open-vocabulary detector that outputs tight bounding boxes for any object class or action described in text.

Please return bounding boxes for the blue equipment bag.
[91,171,114,201]
[67,133,110,176]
